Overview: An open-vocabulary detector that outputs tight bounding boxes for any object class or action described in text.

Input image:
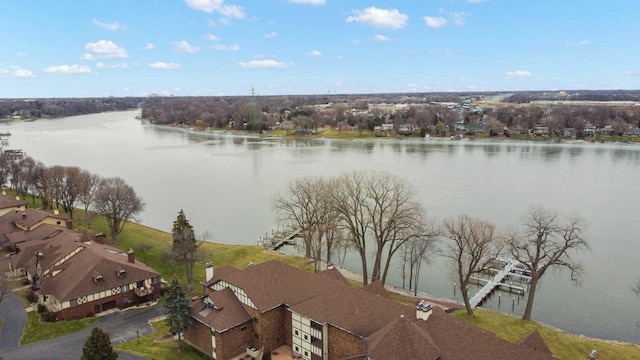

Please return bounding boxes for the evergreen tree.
[172,209,199,290]
[81,327,118,360]
[164,277,192,352]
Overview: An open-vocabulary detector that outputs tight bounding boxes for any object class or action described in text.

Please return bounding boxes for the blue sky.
[1,0,639,98]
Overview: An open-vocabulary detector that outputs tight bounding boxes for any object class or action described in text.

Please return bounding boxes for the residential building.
[185,260,556,360]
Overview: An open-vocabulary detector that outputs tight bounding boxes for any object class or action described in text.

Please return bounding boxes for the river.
[3,110,640,343]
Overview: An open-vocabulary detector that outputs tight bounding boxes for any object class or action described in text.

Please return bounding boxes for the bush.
[40,312,58,322]
[25,291,37,303]
[37,304,46,313]
[21,278,32,286]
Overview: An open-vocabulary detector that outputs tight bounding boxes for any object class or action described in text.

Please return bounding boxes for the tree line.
[272,170,590,320]
[0,154,144,242]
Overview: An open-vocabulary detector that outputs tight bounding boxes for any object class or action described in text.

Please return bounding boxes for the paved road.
[0,258,27,352]
[1,305,164,360]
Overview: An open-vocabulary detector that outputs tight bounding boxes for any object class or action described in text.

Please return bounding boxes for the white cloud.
[238,60,293,68]
[44,65,92,74]
[123,87,130,92]
[346,7,408,29]
[145,43,154,50]
[149,62,182,69]
[289,0,326,4]
[624,70,640,76]
[566,40,591,46]
[219,18,231,26]
[85,40,129,58]
[449,12,468,25]
[184,0,245,19]
[264,32,277,39]
[15,52,27,58]
[0,66,36,78]
[307,50,322,56]
[204,34,220,42]
[80,53,96,60]
[210,44,240,51]
[96,62,128,69]
[373,34,390,41]
[424,16,447,28]
[173,40,201,53]
[336,55,343,60]
[467,0,486,3]
[505,70,532,79]
[92,18,125,31]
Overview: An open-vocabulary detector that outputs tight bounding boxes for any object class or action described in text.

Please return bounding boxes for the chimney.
[327,261,334,270]
[94,233,105,244]
[127,248,135,263]
[53,209,59,215]
[416,300,433,321]
[205,261,214,282]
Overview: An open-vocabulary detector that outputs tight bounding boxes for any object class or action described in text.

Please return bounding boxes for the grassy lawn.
[115,320,209,360]
[452,308,640,360]
[21,311,97,345]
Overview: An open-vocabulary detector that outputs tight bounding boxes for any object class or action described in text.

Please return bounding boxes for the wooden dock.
[469,258,531,308]
[258,227,303,251]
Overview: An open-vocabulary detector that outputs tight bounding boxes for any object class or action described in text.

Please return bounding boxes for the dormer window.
[94,273,104,284]
[117,269,126,279]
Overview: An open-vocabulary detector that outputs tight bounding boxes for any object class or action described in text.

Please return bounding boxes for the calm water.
[4,110,640,343]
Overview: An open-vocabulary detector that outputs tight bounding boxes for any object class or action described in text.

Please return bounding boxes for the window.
[253,317,259,323]
[295,346,299,352]
[304,351,308,357]
[311,336,321,347]
[304,334,308,340]
[241,325,247,331]
[70,298,77,307]
[294,330,299,335]
[121,284,130,292]
[311,321,322,331]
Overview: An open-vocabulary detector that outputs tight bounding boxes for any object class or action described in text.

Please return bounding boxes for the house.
[599,126,616,136]
[584,124,596,136]
[9,233,161,319]
[185,260,556,360]
[563,128,577,138]
[0,206,72,251]
[0,191,27,217]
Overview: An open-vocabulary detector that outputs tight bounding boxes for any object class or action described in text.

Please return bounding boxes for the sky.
[1,0,639,98]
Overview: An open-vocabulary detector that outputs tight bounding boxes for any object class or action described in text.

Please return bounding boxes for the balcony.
[134,286,154,297]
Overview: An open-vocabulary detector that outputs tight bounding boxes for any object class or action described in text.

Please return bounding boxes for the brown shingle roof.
[318,266,350,285]
[290,284,414,338]
[415,308,556,360]
[365,316,440,360]
[362,280,389,298]
[0,193,27,210]
[38,242,159,302]
[519,330,554,356]
[190,288,252,332]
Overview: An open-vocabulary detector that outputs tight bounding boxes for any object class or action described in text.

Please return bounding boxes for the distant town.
[2,89,640,141]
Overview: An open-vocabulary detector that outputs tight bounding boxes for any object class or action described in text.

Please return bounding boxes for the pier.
[258,227,303,251]
[469,258,531,308]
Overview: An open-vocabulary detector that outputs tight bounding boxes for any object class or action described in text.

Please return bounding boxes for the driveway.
[0,305,164,360]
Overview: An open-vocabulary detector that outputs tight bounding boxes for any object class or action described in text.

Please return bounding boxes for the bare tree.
[93,177,145,241]
[506,207,590,321]
[56,166,86,219]
[161,246,180,276]
[441,214,502,316]
[331,171,371,284]
[134,242,154,264]
[398,217,440,295]
[272,176,323,259]
[78,170,102,225]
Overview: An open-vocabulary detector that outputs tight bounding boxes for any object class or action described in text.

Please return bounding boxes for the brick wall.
[185,320,213,358]
[327,325,365,360]
[53,283,160,320]
[255,305,288,353]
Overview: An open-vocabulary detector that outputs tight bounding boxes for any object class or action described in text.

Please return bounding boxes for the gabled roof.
[414,308,556,360]
[5,223,66,246]
[0,208,69,230]
[10,230,86,274]
[38,242,159,302]
[207,261,342,312]
[0,193,27,210]
[317,266,350,285]
[519,330,554,356]
[365,316,440,360]
[362,280,389,298]
[190,287,252,333]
